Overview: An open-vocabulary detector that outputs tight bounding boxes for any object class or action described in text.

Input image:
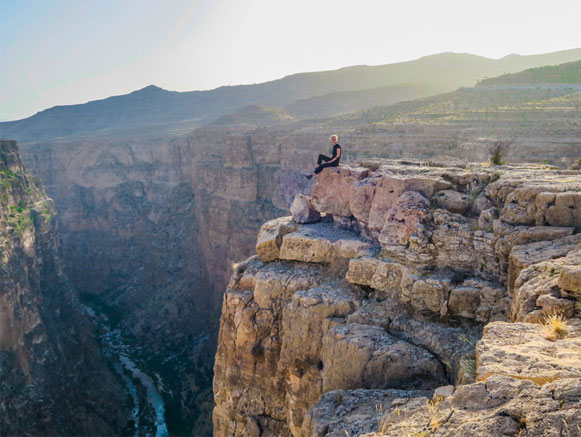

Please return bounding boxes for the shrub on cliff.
[488,138,514,165]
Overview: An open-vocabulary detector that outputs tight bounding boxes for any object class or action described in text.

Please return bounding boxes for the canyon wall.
[213,160,581,436]
[0,140,128,436]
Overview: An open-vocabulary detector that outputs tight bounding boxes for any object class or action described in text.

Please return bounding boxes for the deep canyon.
[1,53,581,436]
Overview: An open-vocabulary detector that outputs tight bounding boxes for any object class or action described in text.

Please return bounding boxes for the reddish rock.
[349,176,380,223]
[311,166,369,217]
[378,191,429,246]
[368,175,450,234]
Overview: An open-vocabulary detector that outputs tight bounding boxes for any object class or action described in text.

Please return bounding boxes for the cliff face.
[0,140,127,436]
[213,160,581,436]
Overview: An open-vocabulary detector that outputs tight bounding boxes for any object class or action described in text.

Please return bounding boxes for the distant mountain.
[2,49,580,142]
[341,59,581,126]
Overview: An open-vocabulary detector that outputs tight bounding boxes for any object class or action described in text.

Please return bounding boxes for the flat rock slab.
[476,320,581,384]
[279,222,372,263]
[302,388,430,437]
[362,374,581,437]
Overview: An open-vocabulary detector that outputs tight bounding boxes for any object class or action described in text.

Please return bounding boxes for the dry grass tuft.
[541,314,568,341]
[426,399,441,432]
[375,403,409,435]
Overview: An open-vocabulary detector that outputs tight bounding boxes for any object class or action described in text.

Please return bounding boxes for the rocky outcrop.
[0,140,128,436]
[213,160,581,436]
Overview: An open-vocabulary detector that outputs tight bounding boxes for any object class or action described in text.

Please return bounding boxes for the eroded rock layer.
[0,140,128,436]
[213,160,581,436]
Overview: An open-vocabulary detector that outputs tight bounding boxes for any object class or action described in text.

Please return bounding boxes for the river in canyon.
[82,304,169,437]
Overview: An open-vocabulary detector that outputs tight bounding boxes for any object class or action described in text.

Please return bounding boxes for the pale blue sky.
[1,0,580,121]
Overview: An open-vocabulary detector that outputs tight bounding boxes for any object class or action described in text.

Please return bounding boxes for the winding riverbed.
[83,305,169,436]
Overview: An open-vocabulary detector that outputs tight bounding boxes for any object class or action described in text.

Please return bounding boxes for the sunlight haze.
[1,0,580,120]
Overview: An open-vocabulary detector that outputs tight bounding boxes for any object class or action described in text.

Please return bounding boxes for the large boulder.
[368,175,450,234]
[290,194,321,224]
[507,233,581,293]
[321,323,447,392]
[434,189,470,214]
[559,264,581,293]
[349,175,381,223]
[255,216,298,262]
[378,191,430,246]
[511,247,581,322]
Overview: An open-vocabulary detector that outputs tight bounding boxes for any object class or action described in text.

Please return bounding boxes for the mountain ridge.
[2,49,580,142]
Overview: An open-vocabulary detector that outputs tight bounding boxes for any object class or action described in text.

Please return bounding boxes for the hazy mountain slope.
[206,104,295,128]
[337,59,580,124]
[479,60,581,85]
[2,49,580,142]
[284,83,436,119]
[342,85,580,126]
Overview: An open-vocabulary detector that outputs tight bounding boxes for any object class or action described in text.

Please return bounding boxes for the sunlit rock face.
[213,160,581,436]
[0,140,128,436]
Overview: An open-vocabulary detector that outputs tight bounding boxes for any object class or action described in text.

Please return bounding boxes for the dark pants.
[315,154,339,174]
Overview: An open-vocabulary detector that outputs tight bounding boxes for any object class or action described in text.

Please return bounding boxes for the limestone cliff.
[0,140,128,436]
[213,160,581,436]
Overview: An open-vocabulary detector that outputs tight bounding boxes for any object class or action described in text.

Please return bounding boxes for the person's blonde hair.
[330,134,339,142]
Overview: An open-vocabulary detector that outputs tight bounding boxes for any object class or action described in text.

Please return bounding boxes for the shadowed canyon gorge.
[1,50,581,436]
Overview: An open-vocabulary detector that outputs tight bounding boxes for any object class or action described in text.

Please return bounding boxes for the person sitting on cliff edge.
[306,134,342,179]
